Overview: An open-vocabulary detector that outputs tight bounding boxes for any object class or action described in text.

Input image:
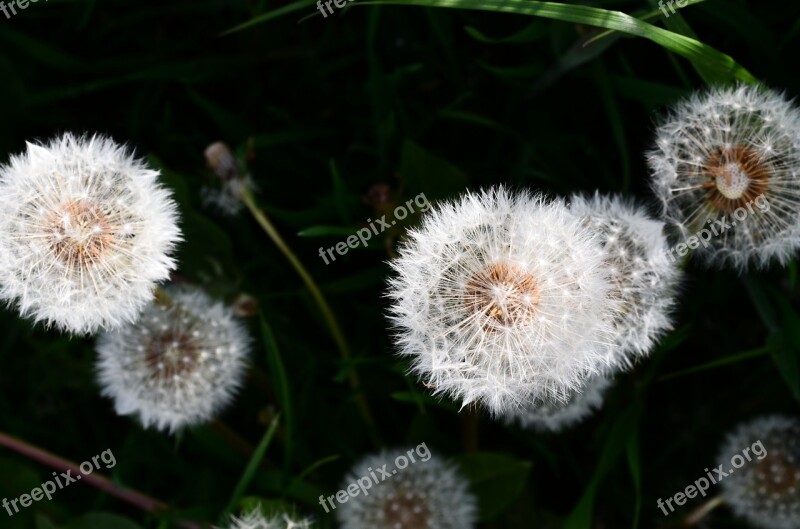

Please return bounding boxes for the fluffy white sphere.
[95,286,250,433]
[718,415,800,529]
[222,510,313,529]
[387,187,619,415]
[569,193,681,367]
[648,84,800,271]
[504,374,611,433]
[0,133,181,334]
[335,449,477,529]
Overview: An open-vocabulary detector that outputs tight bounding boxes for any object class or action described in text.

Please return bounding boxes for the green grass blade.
[219,414,281,522]
[220,0,316,35]
[259,316,295,475]
[358,0,756,85]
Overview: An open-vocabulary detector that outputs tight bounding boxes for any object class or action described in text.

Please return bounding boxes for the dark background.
[1,0,799,527]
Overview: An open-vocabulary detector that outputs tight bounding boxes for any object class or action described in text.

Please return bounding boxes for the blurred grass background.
[1,0,799,527]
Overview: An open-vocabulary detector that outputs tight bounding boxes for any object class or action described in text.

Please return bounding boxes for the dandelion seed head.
[221,509,313,529]
[387,187,619,415]
[95,286,250,433]
[719,415,800,529]
[648,84,800,271]
[569,193,681,367]
[0,133,181,333]
[336,450,476,529]
[504,374,611,433]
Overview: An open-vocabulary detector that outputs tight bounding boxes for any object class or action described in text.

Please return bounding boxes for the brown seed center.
[701,145,769,213]
[145,331,199,380]
[382,488,431,529]
[753,451,800,497]
[48,200,113,269]
[464,262,540,328]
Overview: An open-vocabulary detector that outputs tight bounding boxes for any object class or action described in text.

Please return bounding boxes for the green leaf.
[35,515,61,529]
[452,452,531,521]
[398,140,468,200]
[463,21,548,44]
[476,59,546,81]
[358,0,757,85]
[768,296,800,404]
[564,403,641,529]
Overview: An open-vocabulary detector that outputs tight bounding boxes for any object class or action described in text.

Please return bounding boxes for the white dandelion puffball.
[335,450,477,529]
[0,133,181,334]
[221,509,313,529]
[649,84,800,271]
[96,286,250,433]
[387,187,619,415]
[718,415,800,529]
[569,194,681,367]
[504,374,611,433]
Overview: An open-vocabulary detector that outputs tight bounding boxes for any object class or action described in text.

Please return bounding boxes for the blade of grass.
[356,0,756,85]
[241,189,379,447]
[259,316,295,478]
[220,0,316,35]
[658,346,770,381]
[220,414,281,522]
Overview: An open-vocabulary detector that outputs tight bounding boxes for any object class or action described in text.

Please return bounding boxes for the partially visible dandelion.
[335,449,477,529]
[648,84,800,270]
[202,141,254,216]
[221,509,313,529]
[504,374,611,433]
[0,133,181,334]
[569,193,681,368]
[718,415,800,529]
[387,187,619,415]
[95,286,250,433]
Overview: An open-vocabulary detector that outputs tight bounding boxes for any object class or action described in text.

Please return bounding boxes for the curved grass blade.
[219,414,281,522]
[357,0,756,85]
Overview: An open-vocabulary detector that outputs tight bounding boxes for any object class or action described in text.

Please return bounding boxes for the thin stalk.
[0,431,203,529]
[240,190,378,445]
[682,494,725,526]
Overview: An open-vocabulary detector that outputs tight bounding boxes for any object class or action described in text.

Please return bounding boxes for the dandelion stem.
[0,431,204,529]
[240,190,379,445]
[682,494,725,526]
